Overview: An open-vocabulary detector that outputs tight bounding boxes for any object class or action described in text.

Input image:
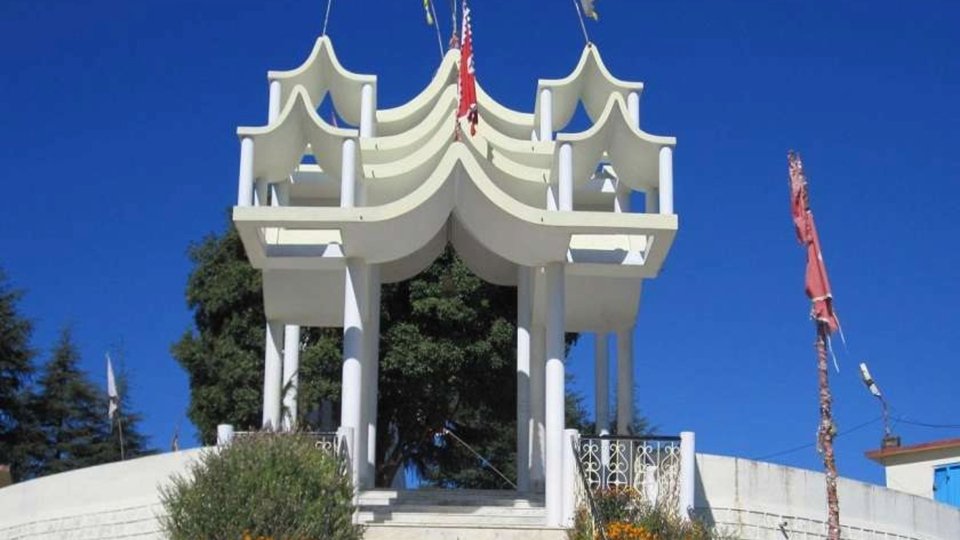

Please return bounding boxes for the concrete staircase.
[358,489,568,540]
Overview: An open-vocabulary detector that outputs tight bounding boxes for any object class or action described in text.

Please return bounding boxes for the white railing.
[577,432,696,518]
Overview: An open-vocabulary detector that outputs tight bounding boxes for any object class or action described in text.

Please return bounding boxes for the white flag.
[107,354,119,420]
[581,0,599,20]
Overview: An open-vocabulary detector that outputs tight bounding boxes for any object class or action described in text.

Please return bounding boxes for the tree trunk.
[817,324,841,539]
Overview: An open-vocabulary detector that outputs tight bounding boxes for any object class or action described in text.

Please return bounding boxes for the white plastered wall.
[880,448,960,499]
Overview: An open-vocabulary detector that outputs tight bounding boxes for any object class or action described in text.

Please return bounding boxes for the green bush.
[160,433,361,540]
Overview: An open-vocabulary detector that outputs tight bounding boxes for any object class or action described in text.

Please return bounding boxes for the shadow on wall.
[691,458,717,527]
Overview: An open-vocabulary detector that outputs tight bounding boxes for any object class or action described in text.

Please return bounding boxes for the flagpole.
[816,323,840,540]
[116,409,126,461]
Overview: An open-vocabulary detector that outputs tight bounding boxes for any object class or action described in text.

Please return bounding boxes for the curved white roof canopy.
[235,37,678,332]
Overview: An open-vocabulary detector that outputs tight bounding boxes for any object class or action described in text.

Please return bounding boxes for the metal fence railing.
[577,435,682,510]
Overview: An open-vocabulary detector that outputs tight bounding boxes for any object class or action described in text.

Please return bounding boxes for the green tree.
[174,219,645,488]
[172,220,266,438]
[0,269,38,482]
[32,329,149,476]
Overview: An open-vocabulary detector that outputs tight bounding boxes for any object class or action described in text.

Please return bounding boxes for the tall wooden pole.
[816,323,840,539]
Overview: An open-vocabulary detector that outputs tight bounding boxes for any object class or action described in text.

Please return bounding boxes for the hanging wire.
[751,416,883,461]
[321,0,333,36]
[429,0,444,60]
[442,427,518,489]
[571,0,591,46]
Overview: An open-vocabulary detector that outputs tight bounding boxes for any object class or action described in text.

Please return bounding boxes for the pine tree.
[32,329,151,476]
[0,269,38,482]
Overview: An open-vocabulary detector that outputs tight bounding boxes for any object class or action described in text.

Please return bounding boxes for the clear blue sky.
[1,0,957,486]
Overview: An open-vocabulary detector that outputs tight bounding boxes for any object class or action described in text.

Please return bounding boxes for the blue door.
[934,463,960,507]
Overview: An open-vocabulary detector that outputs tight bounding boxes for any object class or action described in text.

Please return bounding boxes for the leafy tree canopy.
[174,218,648,488]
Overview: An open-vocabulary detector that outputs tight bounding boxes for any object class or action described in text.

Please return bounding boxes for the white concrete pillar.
[658,146,674,215]
[281,325,301,431]
[360,83,375,138]
[616,328,633,435]
[254,179,269,207]
[595,333,609,435]
[278,181,292,207]
[558,143,573,211]
[530,324,546,491]
[562,429,579,527]
[363,265,381,488]
[679,431,696,519]
[646,188,659,214]
[627,91,640,129]
[614,183,631,214]
[269,183,282,207]
[340,139,357,208]
[544,262,565,527]
[268,80,281,124]
[546,185,558,211]
[237,137,255,207]
[341,260,366,484]
[262,320,284,430]
[539,89,553,142]
[516,266,533,492]
[216,424,234,446]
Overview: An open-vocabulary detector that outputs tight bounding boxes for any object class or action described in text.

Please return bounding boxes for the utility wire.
[892,416,960,430]
[752,416,882,461]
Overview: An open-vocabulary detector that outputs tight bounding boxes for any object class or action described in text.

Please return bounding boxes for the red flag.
[789,152,839,333]
[457,0,478,136]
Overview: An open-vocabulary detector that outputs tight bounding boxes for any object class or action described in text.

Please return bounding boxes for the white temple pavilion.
[233,36,679,528]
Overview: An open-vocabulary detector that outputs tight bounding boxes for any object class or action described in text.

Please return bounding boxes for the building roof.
[866,437,960,464]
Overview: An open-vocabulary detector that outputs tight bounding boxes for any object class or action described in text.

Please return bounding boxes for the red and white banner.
[457,0,478,136]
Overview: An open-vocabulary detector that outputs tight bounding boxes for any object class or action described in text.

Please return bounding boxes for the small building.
[867,437,960,507]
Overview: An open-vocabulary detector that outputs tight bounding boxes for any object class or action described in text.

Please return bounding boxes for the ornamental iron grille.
[578,435,681,509]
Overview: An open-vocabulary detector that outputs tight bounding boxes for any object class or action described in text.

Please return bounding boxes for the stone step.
[358,488,544,508]
[362,524,568,540]
[358,509,546,527]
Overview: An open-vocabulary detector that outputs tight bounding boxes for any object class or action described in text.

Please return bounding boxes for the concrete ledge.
[695,453,960,540]
[0,448,205,540]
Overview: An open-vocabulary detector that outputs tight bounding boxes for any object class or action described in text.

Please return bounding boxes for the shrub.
[569,488,725,540]
[160,433,361,540]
